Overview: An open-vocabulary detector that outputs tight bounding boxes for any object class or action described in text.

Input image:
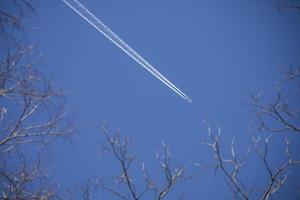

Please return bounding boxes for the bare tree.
[0,1,73,199]
[251,65,300,133]
[202,124,300,200]
[201,125,250,200]
[201,65,300,199]
[93,126,189,200]
[0,43,73,151]
[0,42,73,199]
[0,0,34,38]
[0,154,62,200]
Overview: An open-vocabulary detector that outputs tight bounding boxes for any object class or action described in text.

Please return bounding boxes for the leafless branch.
[95,126,188,200]
[0,154,61,200]
[202,125,249,200]
[253,136,300,200]
[0,0,34,39]
[0,42,73,154]
[251,65,300,133]
[203,124,300,200]
[0,2,73,199]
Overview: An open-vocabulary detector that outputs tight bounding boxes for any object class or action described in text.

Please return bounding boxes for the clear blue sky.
[28,0,300,199]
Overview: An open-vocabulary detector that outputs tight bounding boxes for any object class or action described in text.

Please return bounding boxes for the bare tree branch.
[202,124,300,200]
[94,126,189,200]
[0,2,74,199]
[202,124,249,200]
[251,65,300,133]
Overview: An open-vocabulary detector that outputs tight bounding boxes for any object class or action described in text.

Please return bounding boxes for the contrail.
[62,0,192,103]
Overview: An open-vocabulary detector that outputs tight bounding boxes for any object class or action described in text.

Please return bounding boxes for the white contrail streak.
[62,0,192,103]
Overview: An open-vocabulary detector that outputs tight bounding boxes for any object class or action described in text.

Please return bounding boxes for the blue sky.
[27,0,300,199]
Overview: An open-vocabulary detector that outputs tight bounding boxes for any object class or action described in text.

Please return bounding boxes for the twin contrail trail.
[62,0,192,103]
